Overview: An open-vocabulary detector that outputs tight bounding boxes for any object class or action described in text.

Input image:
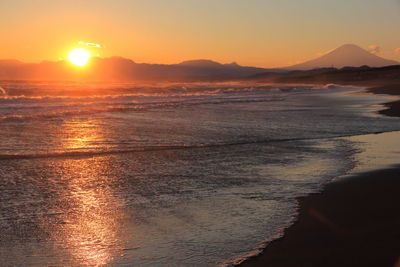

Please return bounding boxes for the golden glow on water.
[60,118,105,151]
[54,158,124,267]
[50,118,125,266]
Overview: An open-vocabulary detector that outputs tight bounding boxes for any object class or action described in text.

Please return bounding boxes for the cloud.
[78,41,102,48]
[395,48,400,54]
[367,45,381,55]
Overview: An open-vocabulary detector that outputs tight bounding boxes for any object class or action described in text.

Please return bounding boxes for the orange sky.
[1,0,399,68]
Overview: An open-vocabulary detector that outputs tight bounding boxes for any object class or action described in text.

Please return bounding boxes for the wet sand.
[239,86,400,267]
[368,84,400,117]
[239,168,400,267]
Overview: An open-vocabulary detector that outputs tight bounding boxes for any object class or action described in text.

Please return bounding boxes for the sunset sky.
[1,0,399,67]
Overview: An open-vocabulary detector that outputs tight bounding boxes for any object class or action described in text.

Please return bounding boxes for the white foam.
[0,86,7,95]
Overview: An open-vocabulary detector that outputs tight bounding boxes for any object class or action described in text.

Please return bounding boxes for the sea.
[0,81,399,266]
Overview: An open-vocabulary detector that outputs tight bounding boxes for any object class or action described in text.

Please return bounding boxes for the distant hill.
[0,58,274,82]
[287,44,399,70]
[178,59,243,68]
[178,59,224,67]
[247,65,400,86]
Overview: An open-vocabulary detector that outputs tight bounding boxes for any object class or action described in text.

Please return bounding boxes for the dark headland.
[238,84,400,267]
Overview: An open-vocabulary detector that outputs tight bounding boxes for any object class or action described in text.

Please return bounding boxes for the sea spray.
[0,86,7,95]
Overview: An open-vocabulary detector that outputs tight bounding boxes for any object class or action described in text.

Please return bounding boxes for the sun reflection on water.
[49,118,126,266]
[59,118,106,151]
[54,157,125,266]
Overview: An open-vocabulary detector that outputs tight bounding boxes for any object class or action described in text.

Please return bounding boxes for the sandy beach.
[240,167,400,267]
[368,85,400,117]
[239,85,400,267]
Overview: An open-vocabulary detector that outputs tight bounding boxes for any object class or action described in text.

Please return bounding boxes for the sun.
[68,48,91,67]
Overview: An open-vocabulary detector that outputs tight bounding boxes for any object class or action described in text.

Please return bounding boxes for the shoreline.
[239,167,400,267]
[237,84,400,267]
[367,85,400,117]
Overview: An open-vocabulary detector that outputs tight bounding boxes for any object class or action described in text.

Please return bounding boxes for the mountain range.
[0,58,275,82]
[0,44,398,82]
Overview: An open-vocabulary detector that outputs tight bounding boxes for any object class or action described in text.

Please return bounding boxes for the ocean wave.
[0,96,284,122]
[0,133,378,161]
[0,82,316,100]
